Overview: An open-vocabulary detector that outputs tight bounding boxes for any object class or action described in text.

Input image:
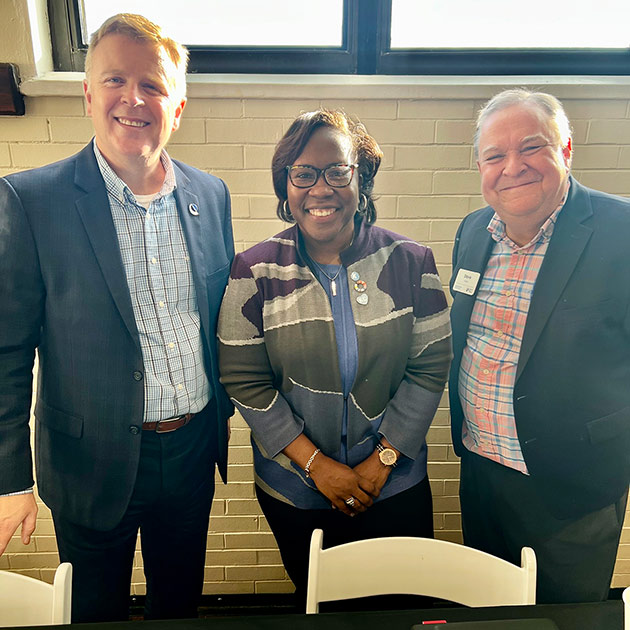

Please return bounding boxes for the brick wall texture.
[2,91,630,594]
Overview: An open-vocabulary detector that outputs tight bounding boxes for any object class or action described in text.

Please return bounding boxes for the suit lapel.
[73,145,141,349]
[173,165,211,342]
[516,178,593,379]
[450,219,494,360]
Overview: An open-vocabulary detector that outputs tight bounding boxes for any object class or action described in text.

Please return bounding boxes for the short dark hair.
[271,109,383,224]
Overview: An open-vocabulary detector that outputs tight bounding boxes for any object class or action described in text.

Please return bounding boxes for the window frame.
[48,0,630,76]
[49,0,371,74]
[376,0,630,75]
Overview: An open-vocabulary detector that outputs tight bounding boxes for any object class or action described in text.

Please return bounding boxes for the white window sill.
[20,72,630,100]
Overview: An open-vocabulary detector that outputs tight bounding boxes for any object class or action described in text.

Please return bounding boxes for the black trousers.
[52,405,217,623]
[459,449,627,604]
[256,476,434,606]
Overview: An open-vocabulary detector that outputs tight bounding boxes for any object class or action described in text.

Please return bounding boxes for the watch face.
[379,448,397,466]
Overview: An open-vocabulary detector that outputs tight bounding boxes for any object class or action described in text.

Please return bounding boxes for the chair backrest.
[0,563,72,627]
[306,529,536,613]
[622,586,630,630]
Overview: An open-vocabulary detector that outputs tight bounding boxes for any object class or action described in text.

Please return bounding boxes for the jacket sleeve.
[0,178,44,493]
[217,253,303,458]
[378,245,453,459]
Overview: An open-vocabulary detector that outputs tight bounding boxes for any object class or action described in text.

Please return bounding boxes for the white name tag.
[453,269,480,295]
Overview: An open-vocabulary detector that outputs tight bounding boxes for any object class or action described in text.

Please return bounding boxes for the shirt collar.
[92,139,177,205]
[487,178,571,249]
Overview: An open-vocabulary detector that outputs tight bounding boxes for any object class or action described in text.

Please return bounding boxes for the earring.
[283,199,293,219]
[358,194,368,214]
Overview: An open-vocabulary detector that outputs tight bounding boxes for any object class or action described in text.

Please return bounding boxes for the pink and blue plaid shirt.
[459,183,569,473]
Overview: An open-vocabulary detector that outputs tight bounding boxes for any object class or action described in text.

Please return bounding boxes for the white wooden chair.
[622,586,630,630]
[306,529,536,613]
[0,563,72,627]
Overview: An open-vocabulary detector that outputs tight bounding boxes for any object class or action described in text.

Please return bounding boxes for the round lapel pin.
[189,203,199,216]
[354,280,367,293]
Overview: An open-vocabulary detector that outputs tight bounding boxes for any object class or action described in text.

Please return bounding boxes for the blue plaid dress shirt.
[94,142,210,423]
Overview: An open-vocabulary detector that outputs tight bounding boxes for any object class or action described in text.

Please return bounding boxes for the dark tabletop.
[32,601,621,630]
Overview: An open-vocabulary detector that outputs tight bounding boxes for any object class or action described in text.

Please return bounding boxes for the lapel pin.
[354,280,367,293]
[356,294,369,305]
[189,203,199,216]
[350,271,360,282]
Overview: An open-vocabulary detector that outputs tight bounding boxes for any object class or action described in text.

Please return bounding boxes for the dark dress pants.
[256,476,434,608]
[52,405,217,623]
[459,449,627,604]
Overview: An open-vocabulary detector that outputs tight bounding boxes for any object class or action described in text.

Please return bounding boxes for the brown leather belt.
[142,412,195,433]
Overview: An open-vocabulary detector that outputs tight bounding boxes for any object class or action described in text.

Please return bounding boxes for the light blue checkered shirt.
[94,142,210,423]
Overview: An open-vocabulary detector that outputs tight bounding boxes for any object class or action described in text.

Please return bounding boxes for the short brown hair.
[271,109,383,224]
[84,13,189,99]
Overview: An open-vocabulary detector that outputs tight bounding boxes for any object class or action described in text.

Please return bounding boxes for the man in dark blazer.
[0,14,233,622]
[450,89,630,603]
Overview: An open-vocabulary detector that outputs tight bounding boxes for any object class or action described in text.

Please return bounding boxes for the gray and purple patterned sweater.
[218,218,452,508]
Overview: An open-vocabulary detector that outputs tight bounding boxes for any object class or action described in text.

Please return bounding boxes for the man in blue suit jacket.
[0,14,233,622]
[450,89,630,603]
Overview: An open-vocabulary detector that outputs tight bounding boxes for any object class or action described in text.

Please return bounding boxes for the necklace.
[311,259,343,297]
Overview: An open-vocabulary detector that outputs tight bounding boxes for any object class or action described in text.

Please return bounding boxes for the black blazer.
[0,143,234,529]
[449,177,630,519]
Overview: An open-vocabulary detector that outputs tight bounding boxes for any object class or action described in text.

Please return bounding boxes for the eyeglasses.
[286,163,358,189]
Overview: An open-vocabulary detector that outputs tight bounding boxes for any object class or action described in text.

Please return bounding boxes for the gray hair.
[474,89,572,158]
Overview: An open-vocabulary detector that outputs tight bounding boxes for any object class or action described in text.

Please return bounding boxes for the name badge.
[453,269,480,295]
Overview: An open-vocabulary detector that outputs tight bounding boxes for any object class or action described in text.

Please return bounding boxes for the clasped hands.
[307,450,392,517]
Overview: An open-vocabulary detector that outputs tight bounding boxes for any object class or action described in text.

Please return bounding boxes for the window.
[382,0,630,74]
[49,0,364,74]
[83,1,344,47]
[49,0,630,75]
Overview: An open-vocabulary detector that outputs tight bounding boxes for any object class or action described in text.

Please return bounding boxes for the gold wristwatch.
[376,442,398,467]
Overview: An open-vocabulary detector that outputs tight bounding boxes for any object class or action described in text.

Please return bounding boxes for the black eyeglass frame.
[286,163,359,189]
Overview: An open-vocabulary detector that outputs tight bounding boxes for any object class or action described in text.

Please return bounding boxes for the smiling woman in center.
[218,109,452,606]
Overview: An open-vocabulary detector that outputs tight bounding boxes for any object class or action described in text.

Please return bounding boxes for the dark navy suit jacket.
[0,142,234,529]
[449,177,630,518]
